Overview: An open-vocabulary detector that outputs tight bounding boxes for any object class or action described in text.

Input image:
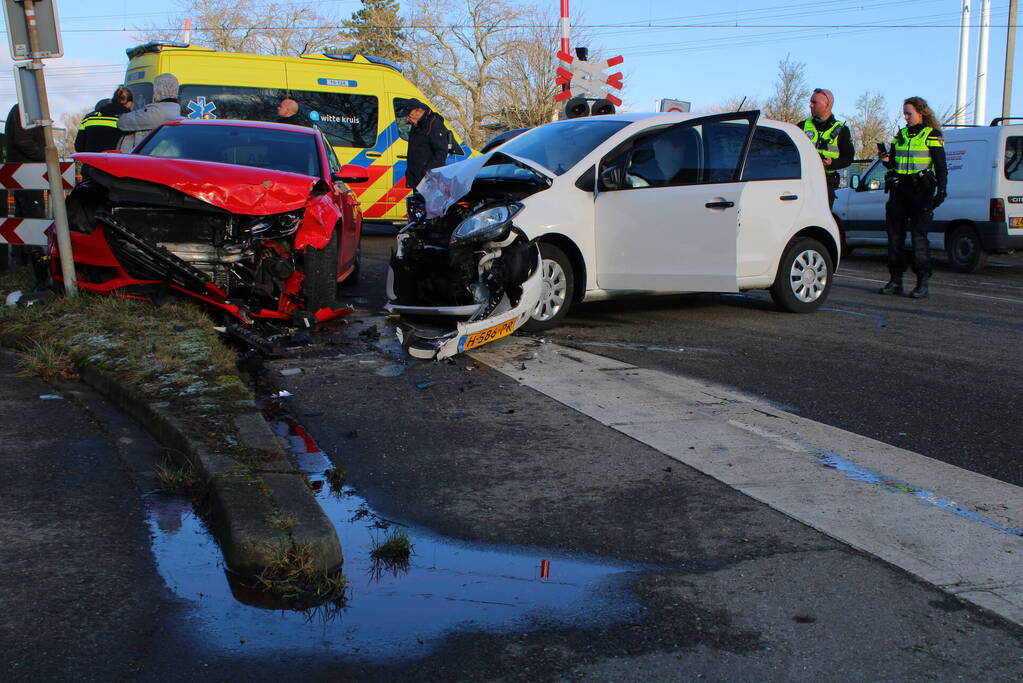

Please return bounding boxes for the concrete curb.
[1,328,342,577]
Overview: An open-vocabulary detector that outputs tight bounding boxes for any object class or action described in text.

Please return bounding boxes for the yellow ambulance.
[122,42,472,223]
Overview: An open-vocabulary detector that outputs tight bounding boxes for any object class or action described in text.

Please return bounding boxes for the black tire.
[946,224,988,273]
[347,243,362,285]
[520,243,574,332]
[769,237,834,313]
[302,231,338,311]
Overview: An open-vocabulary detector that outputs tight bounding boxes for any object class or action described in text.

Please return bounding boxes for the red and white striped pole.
[559,1,571,98]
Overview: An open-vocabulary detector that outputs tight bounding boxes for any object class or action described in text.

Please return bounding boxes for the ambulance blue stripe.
[349,120,400,167]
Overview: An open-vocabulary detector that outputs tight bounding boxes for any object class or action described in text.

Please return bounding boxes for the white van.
[833,121,1023,272]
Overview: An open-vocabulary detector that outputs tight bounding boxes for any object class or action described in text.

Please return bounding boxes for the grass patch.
[0,265,36,296]
[370,528,414,564]
[17,339,78,380]
[324,466,346,493]
[255,542,348,604]
[155,457,203,496]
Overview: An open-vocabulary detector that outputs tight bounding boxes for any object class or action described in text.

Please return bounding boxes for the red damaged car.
[55,119,367,328]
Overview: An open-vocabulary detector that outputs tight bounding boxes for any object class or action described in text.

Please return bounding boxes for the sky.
[1,0,1021,135]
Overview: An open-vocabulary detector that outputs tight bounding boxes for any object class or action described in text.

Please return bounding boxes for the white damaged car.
[386,111,841,359]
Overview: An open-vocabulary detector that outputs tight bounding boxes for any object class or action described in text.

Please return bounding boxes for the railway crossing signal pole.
[3,0,76,295]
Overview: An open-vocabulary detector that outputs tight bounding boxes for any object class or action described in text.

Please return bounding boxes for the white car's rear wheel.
[769,237,833,313]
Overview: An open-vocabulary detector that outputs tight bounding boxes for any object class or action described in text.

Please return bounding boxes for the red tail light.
[991,198,1005,222]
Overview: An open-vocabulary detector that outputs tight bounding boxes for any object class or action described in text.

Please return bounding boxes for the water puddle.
[143,418,645,660]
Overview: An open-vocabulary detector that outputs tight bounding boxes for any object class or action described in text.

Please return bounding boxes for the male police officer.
[801,88,854,208]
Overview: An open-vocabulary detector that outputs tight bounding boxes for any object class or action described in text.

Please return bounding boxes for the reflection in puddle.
[144,421,644,660]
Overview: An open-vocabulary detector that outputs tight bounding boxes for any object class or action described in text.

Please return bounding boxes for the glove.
[932,189,947,208]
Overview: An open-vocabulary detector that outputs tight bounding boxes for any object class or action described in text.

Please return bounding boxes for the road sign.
[0,217,53,245]
[0,162,75,190]
[13,62,43,127]
[3,0,63,60]
[659,98,691,113]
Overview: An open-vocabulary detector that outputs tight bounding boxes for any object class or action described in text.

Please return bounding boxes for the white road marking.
[837,272,1023,305]
[472,338,1023,626]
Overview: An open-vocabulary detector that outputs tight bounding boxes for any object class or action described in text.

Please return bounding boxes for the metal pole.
[1004,0,1018,120]
[22,0,76,296]
[956,0,971,125]
[560,0,570,55]
[975,0,991,125]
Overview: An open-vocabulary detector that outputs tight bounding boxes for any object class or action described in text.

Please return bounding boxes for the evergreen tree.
[344,0,405,63]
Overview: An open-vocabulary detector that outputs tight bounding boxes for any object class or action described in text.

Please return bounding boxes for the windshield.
[136,125,322,177]
[496,119,631,175]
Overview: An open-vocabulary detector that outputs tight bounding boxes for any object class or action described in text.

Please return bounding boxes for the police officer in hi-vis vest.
[801,88,854,208]
[878,96,947,299]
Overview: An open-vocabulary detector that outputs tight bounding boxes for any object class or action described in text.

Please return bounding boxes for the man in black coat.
[75,86,133,154]
[398,98,449,191]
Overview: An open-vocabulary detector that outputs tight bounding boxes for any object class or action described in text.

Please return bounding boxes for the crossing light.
[562,96,616,119]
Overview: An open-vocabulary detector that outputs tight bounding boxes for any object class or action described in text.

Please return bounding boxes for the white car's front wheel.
[521,243,573,332]
[769,237,833,313]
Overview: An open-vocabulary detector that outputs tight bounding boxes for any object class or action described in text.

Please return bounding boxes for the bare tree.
[842,91,891,158]
[488,6,563,131]
[344,0,405,63]
[699,95,762,114]
[55,110,88,159]
[763,55,810,125]
[404,0,529,148]
[138,0,347,56]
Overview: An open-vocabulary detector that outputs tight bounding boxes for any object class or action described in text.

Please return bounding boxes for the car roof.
[162,119,321,135]
[546,110,791,130]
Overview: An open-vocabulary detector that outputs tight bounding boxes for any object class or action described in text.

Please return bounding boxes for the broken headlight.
[248,210,303,240]
[450,203,522,248]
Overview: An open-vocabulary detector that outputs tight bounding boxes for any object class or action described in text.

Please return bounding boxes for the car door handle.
[705,200,735,209]
[365,152,382,159]
[779,194,799,201]
[396,154,408,160]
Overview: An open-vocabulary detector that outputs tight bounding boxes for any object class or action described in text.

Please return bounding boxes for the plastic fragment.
[5,291,22,307]
[415,381,433,389]
[279,368,302,377]
[272,390,293,398]
[39,394,63,400]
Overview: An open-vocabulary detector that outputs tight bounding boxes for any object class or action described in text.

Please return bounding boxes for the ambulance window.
[1005,137,1023,180]
[291,92,378,149]
[394,99,413,141]
[323,135,342,175]
[126,83,153,109]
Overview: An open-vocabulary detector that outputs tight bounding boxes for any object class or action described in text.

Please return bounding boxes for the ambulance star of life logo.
[187,97,218,120]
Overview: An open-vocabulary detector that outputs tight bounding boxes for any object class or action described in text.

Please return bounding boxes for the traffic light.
[562,96,616,119]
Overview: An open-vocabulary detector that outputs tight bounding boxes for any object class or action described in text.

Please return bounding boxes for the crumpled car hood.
[419,151,555,218]
[74,153,315,215]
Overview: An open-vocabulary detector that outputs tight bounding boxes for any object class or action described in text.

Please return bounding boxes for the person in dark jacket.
[398,98,449,191]
[4,104,46,218]
[117,73,181,152]
[75,86,133,154]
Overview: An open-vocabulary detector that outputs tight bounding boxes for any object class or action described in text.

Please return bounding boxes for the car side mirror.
[867,178,881,191]
[334,164,369,184]
[850,174,860,190]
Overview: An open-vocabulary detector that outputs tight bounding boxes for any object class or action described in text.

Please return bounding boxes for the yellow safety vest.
[802,118,845,173]
[891,126,943,175]
[79,112,119,130]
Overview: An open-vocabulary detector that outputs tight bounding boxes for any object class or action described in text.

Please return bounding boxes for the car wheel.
[520,243,573,332]
[769,237,833,313]
[946,224,988,273]
[302,231,339,311]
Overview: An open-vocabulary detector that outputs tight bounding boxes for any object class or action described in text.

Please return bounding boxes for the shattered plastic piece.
[272,390,293,398]
[279,368,303,377]
[415,381,434,389]
[5,290,22,307]
[39,394,64,400]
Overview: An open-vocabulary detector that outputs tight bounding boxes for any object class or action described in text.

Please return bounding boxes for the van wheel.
[302,231,338,311]
[946,224,988,272]
[769,237,833,313]
[521,243,573,332]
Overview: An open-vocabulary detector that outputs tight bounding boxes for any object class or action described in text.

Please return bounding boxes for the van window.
[742,127,800,181]
[126,83,153,109]
[1005,137,1023,180]
[177,85,378,148]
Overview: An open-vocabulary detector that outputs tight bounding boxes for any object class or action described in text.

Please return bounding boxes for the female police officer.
[878,96,948,298]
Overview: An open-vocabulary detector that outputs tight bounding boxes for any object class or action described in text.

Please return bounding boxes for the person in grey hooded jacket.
[117,73,182,152]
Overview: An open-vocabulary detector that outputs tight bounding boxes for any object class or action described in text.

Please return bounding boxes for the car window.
[860,159,887,189]
[742,127,801,181]
[497,119,631,175]
[137,125,322,177]
[177,85,378,149]
[1005,137,1023,180]
[607,115,752,189]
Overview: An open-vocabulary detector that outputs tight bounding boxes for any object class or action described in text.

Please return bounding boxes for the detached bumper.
[385,245,543,360]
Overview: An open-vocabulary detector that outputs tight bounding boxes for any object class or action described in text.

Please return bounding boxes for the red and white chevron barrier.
[0,218,53,245]
[0,162,75,190]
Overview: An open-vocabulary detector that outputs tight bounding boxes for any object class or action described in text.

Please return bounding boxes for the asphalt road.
[347,236,1023,487]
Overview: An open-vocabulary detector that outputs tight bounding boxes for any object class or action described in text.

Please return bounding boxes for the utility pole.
[975,0,991,125]
[1004,0,1018,120]
[4,0,76,295]
[955,0,971,125]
